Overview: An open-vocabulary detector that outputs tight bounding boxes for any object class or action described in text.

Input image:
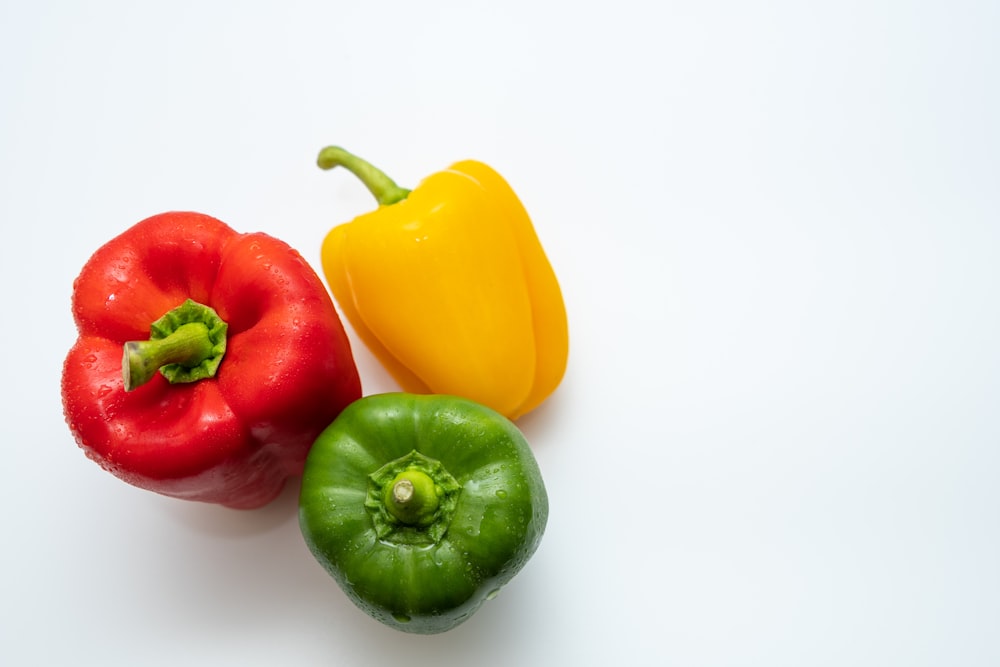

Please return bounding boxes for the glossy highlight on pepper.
[316,146,569,420]
[61,212,362,509]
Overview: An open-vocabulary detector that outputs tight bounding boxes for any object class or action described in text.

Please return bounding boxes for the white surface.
[2,1,999,665]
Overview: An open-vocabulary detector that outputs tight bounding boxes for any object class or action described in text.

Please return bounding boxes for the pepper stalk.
[365,450,461,545]
[122,299,228,391]
[317,146,411,207]
[383,469,441,527]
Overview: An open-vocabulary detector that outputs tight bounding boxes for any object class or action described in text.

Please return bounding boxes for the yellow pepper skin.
[317,146,568,420]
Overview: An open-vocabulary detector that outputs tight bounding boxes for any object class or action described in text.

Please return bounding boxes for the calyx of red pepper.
[122,299,228,392]
[317,146,412,207]
[365,450,461,545]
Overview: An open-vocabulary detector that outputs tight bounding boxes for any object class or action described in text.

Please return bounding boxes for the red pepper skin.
[62,212,362,509]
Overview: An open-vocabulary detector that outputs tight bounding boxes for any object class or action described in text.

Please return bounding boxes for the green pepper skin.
[298,393,549,634]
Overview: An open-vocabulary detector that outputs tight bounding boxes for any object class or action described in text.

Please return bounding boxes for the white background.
[2,1,998,665]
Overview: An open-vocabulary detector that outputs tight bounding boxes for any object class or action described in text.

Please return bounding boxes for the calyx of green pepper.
[317,146,412,207]
[366,450,461,545]
[122,299,228,392]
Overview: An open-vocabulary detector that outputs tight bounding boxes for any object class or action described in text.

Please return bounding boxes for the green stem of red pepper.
[316,146,411,206]
[122,299,228,391]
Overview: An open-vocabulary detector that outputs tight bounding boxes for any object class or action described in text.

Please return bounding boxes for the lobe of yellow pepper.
[319,153,568,420]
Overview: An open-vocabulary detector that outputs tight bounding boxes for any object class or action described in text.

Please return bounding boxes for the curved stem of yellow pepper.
[317,146,411,206]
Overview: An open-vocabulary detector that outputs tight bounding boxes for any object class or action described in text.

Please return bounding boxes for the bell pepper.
[298,392,549,634]
[316,146,569,420]
[61,211,362,509]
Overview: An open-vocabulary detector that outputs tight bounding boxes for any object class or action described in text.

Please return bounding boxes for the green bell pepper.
[298,393,549,634]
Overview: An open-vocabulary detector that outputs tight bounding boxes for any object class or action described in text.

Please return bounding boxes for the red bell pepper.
[62,212,362,509]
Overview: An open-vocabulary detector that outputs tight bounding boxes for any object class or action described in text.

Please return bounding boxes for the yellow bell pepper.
[316,146,568,420]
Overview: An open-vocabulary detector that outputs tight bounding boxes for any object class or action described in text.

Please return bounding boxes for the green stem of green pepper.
[383,469,440,527]
[316,146,411,206]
